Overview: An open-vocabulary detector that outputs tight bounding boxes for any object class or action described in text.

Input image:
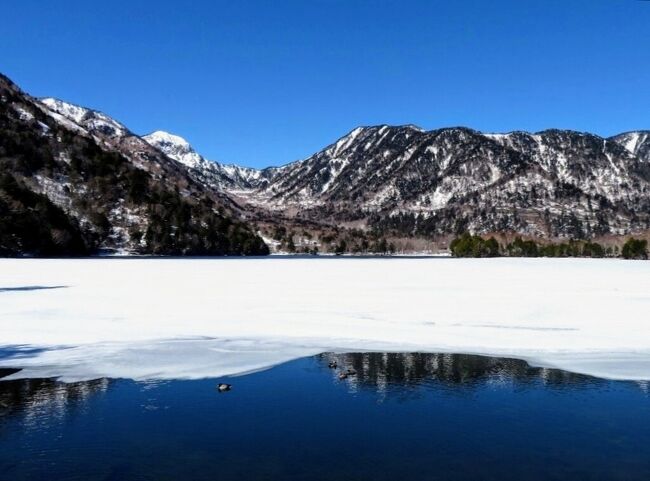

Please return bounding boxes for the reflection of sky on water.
[1,353,650,481]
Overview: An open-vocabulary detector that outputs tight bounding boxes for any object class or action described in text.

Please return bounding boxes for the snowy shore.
[1,257,649,381]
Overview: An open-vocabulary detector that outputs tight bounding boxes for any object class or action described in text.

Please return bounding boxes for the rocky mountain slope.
[6,70,648,256]
[141,130,269,192]
[239,126,650,239]
[132,121,650,240]
[611,131,650,163]
[0,74,268,256]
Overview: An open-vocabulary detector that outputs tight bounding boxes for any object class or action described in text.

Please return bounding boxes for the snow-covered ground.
[1,258,649,382]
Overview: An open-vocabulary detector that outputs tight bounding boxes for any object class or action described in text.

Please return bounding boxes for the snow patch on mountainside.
[41,98,128,139]
[611,131,650,162]
[13,104,35,121]
[41,98,89,124]
[619,132,643,155]
[37,104,88,135]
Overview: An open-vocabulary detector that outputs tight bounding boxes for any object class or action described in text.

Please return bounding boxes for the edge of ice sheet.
[1,257,650,382]
[3,337,650,382]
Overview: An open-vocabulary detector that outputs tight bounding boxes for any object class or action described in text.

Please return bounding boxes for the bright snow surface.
[1,258,649,382]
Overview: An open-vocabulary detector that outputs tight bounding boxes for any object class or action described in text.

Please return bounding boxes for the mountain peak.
[144,130,192,150]
[40,97,128,139]
[41,98,90,124]
[143,130,204,168]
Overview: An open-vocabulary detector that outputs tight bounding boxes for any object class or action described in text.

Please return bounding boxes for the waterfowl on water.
[346,369,357,376]
[338,372,348,380]
[328,361,338,369]
[217,383,232,392]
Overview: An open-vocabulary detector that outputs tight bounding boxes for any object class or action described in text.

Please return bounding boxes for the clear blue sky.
[2,0,649,168]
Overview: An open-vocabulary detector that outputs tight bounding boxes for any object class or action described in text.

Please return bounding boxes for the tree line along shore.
[449,233,648,259]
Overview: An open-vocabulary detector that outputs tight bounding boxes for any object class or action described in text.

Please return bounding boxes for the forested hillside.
[0,73,268,256]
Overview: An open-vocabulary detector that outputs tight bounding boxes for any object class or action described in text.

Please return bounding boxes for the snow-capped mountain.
[41,97,129,139]
[143,130,204,168]
[9,74,648,244]
[35,97,275,219]
[0,73,268,256]
[238,125,650,238]
[36,98,258,202]
[142,130,265,191]
[37,97,188,175]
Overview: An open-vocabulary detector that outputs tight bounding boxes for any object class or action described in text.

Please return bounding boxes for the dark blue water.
[1,353,650,481]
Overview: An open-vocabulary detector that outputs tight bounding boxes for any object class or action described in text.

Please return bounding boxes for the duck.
[328,361,338,369]
[217,383,232,392]
[338,371,348,380]
[346,369,357,376]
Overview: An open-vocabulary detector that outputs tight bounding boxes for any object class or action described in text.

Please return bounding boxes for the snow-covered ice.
[1,258,649,382]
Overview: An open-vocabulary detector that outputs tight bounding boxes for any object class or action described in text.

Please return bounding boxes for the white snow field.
[1,257,649,382]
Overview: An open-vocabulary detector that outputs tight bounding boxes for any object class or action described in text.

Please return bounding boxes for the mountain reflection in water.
[0,376,110,424]
[1,353,650,481]
[317,352,600,394]
[0,352,634,424]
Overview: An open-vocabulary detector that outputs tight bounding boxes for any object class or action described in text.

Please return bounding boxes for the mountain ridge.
[37,95,650,180]
[3,71,650,256]
[0,73,268,256]
[35,95,650,243]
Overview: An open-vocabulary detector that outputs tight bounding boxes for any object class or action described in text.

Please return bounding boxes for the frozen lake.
[1,257,650,381]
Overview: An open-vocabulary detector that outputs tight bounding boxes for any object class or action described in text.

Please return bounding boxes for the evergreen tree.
[622,238,648,260]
